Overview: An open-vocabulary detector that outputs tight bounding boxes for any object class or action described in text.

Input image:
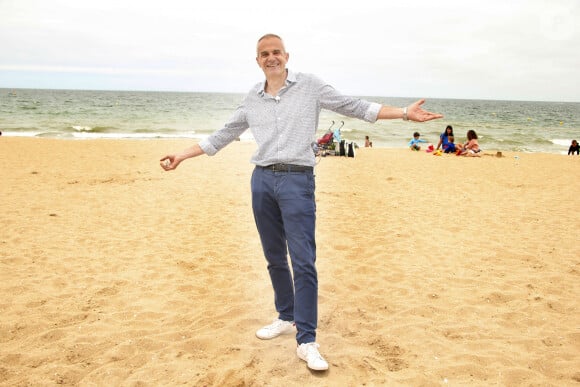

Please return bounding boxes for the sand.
[1,137,578,386]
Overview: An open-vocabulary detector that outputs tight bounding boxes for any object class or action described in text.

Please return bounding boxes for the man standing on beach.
[160,33,443,371]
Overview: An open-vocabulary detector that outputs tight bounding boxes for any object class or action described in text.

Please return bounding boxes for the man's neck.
[265,70,288,96]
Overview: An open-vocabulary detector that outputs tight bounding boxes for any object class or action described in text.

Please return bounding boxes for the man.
[160,33,443,371]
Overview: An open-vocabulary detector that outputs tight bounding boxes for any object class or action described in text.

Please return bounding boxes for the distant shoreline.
[1,89,577,154]
[2,87,579,103]
[2,136,577,157]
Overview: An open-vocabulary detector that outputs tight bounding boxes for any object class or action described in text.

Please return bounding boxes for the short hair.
[413,132,420,137]
[256,34,286,55]
[258,33,283,43]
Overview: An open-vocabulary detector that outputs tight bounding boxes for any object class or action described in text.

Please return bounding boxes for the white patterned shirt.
[199,70,381,167]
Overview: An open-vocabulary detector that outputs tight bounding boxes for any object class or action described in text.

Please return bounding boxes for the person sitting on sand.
[364,135,373,147]
[457,130,481,157]
[568,139,579,155]
[408,132,427,151]
[437,125,462,153]
[444,134,460,153]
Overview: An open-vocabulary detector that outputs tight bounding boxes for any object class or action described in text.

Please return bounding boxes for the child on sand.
[408,132,427,151]
[458,130,481,157]
[444,135,459,153]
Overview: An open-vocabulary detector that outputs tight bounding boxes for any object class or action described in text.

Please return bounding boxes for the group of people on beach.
[407,126,580,156]
[408,125,481,156]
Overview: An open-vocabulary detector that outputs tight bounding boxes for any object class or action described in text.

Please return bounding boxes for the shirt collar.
[257,69,297,96]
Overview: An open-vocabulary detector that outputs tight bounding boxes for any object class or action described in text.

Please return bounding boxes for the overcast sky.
[1,0,578,102]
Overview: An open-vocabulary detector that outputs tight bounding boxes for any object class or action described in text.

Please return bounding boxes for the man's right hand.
[160,155,180,171]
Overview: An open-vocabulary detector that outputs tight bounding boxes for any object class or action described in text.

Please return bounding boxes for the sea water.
[1,88,578,154]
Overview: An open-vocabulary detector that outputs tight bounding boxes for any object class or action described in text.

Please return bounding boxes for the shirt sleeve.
[313,75,381,123]
[199,102,250,156]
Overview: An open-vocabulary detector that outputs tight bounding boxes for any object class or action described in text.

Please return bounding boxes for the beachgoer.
[457,129,481,156]
[408,132,427,151]
[446,135,458,153]
[435,125,452,150]
[568,139,579,155]
[364,135,373,147]
[159,33,443,371]
[436,125,462,153]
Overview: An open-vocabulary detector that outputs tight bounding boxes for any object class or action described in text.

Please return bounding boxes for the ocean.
[1,88,578,154]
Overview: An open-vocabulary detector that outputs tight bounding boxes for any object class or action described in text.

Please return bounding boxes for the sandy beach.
[1,137,578,386]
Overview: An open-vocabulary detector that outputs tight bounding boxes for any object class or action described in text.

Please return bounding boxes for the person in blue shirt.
[408,132,428,151]
[159,33,443,371]
[436,125,463,153]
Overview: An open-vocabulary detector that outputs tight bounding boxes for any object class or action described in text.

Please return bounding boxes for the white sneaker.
[297,342,329,371]
[256,319,295,340]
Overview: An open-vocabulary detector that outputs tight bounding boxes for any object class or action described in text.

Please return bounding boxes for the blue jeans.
[251,167,317,344]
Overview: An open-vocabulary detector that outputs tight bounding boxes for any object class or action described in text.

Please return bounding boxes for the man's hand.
[407,99,444,122]
[159,143,205,171]
[160,155,181,171]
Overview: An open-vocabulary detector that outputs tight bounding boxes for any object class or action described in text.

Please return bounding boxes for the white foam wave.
[71,125,92,132]
[552,139,573,147]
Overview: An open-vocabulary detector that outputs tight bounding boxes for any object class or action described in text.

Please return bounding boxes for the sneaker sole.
[297,353,329,371]
[255,326,295,340]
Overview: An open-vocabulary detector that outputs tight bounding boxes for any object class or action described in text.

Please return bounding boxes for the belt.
[259,163,313,172]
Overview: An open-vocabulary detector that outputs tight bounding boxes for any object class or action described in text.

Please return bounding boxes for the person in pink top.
[457,129,481,157]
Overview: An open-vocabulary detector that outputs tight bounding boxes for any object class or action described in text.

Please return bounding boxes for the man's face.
[256,37,289,77]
